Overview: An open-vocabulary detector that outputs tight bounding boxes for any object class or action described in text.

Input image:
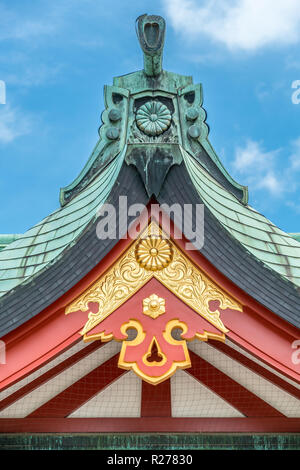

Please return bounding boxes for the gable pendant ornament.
[66,223,243,385]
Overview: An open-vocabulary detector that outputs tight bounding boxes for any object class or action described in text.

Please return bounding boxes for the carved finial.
[136,14,166,77]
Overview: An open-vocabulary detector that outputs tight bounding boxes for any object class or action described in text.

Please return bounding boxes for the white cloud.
[256,172,281,193]
[0,1,106,89]
[0,3,58,42]
[290,138,300,170]
[232,139,298,196]
[286,200,300,214]
[3,64,63,88]
[234,139,279,171]
[0,1,109,44]
[164,0,300,51]
[285,56,300,70]
[0,104,32,143]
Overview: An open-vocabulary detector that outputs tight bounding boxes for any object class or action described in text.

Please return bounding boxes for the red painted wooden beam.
[141,380,171,417]
[0,205,299,392]
[187,351,284,417]
[0,417,299,433]
[0,340,104,412]
[28,354,126,418]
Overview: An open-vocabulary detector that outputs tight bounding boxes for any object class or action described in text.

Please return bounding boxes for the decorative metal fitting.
[188,124,201,140]
[136,14,166,76]
[106,127,120,140]
[186,108,199,121]
[135,235,173,271]
[143,294,166,319]
[108,108,121,122]
[136,101,171,136]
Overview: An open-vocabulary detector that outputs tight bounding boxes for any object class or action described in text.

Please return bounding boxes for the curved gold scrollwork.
[66,222,242,338]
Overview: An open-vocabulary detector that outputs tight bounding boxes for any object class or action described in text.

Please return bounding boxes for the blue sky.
[0,0,299,235]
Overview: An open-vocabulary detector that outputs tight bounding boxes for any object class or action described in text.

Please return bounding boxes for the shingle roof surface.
[0,155,123,297]
[183,149,300,287]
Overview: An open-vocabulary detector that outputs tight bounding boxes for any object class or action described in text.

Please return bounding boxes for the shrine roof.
[183,149,300,287]
[0,14,299,336]
[0,154,123,296]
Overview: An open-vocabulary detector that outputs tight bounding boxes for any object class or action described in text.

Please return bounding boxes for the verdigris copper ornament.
[136,101,171,136]
[136,14,166,77]
[60,13,248,204]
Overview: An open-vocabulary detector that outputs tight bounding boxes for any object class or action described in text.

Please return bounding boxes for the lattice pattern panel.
[69,371,141,417]
[189,341,300,417]
[171,369,243,417]
[0,340,88,401]
[0,341,121,418]
[226,339,300,390]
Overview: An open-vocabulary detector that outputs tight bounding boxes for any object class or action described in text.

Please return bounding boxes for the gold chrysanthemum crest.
[135,236,173,271]
[136,101,171,136]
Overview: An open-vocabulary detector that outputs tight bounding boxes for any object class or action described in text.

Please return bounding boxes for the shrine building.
[0,15,299,450]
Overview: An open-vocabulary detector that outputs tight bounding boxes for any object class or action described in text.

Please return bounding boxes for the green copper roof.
[182,148,300,287]
[0,154,124,297]
[0,13,299,306]
[290,233,300,243]
[0,235,22,252]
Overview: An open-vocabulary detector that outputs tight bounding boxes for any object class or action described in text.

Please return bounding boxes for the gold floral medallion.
[143,294,166,319]
[135,236,173,271]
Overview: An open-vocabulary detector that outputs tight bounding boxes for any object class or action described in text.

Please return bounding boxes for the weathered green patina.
[0,433,299,450]
[60,14,247,204]
[0,13,299,301]
[290,233,300,243]
[0,154,124,296]
[0,234,21,252]
[136,14,166,77]
[183,149,300,286]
